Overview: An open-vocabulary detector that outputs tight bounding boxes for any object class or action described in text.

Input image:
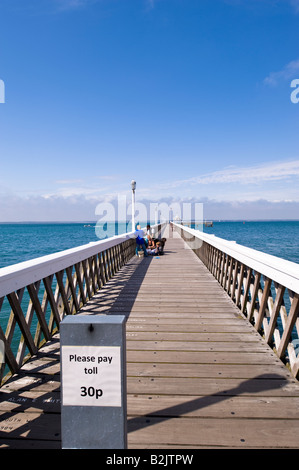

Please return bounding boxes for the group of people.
[135,224,166,257]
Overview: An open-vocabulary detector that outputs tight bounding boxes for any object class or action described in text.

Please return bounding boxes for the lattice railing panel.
[176,224,299,379]
[0,237,135,386]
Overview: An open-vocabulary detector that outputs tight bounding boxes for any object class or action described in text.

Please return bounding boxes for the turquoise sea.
[0,220,299,269]
[201,220,299,265]
[0,221,129,269]
[0,220,298,370]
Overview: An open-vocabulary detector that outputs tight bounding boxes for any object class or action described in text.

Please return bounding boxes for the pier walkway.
[1,231,299,448]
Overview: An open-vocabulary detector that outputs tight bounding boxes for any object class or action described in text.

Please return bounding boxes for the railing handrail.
[172,221,299,378]
[0,222,166,385]
[0,223,165,298]
[172,222,299,294]
[0,231,134,298]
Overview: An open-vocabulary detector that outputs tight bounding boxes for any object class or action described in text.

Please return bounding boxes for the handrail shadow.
[79,253,155,319]
[127,373,292,433]
[0,340,61,447]
[0,252,156,447]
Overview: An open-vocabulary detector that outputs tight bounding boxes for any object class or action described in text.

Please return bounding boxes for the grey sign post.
[60,315,127,449]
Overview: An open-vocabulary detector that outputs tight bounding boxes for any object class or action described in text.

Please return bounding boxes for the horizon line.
[1,219,299,224]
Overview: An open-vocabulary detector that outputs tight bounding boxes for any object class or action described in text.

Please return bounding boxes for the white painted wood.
[174,223,299,294]
[0,224,166,298]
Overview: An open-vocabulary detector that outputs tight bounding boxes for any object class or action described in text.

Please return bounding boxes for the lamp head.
[131,180,136,191]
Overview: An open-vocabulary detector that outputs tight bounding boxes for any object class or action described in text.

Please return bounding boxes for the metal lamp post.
[131,180,136,232]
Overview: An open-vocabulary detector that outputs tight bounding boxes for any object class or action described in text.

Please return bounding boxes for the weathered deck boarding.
[174,222,299,378]
[124,234,299,448]
[0,228,299,448]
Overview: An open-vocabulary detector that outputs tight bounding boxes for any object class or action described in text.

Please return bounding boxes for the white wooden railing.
[2,220,297,383]
[0,224,164,385]
[172,222,299,379]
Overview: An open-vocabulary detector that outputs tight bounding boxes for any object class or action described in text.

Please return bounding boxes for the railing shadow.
[0,249,157,447]
[0,341,61,447]
[127,373,291,433]
[79,253,155,319]
[0,370,290,447]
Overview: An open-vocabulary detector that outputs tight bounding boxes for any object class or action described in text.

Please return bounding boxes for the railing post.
[277,294,299,359]
[60,314,127,449]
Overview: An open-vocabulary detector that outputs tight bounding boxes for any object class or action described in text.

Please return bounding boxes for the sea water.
[201,220,299,265]
[0,220,298,369]
[0,222,129,269]
[0,220,298,269]
[0,221,132,371]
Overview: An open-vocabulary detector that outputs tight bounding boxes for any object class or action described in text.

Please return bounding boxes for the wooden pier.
[1,230,299,448]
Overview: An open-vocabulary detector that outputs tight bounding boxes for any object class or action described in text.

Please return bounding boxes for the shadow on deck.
[1,236,299,449]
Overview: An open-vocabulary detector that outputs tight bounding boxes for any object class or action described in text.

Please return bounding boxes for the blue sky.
[0,0,299,221]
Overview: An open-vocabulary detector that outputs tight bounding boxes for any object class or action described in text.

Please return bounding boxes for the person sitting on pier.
[159,238,166,254]
[144,225,151,247]
[150,237,166,254]
[146,237,156,255]
[156,241,163,254]
[134,224,148,257]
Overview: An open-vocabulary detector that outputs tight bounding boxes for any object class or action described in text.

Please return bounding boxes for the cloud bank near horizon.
[1,193,299,222]
[1,158,299,221]
[41,158,299,205]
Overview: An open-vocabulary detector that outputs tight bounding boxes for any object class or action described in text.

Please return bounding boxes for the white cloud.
[264,59,299,86]
[148,159,299,192]
[55,179,84,185]
[145,0,156,9]
[1,160,299,221]
[38,175,122,199]
[43,184,114,199]
[55,0,100,9]
[188,159,299,185]
[55,0,157,11]
[5,159,299,204]
[290,0,299,13]
[1,192,299,222]
[224,0,299,14]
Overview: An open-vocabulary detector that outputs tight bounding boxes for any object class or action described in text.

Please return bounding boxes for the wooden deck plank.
[127,362,292,379]
[126,349,282,365]
[127,416,299,449]
[1,233,299,449]
[127,394,299,419]
[126,331,262,342]
[126,340,268,351]
[123,235,299,449]
[127,376,299,397]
